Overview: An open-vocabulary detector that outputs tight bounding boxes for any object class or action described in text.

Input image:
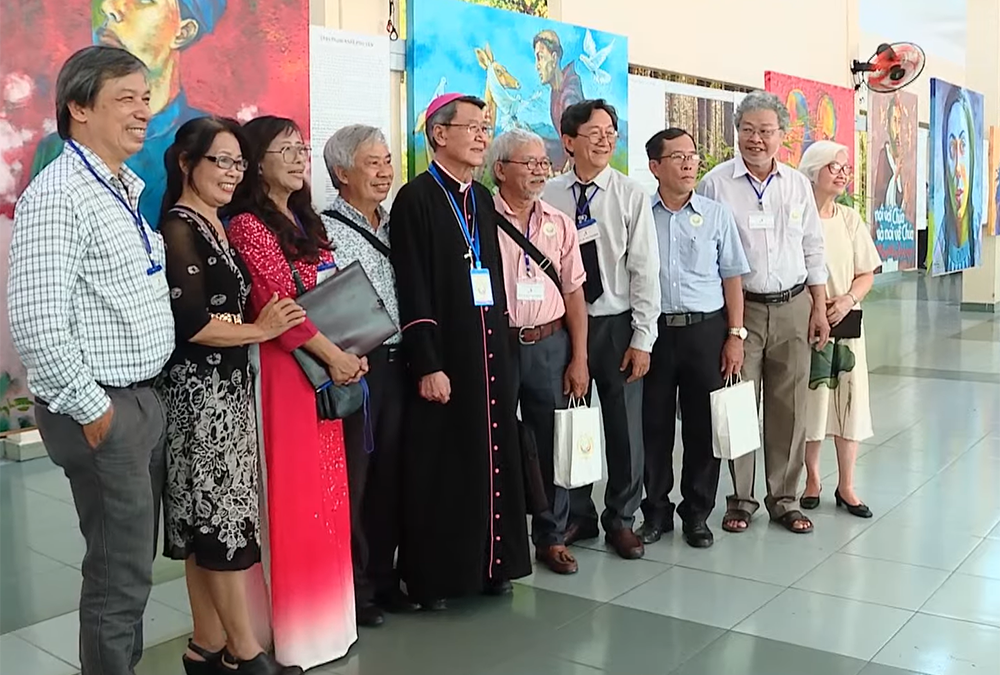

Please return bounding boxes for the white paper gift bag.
[553,397,604,489]
[710,375,761,460]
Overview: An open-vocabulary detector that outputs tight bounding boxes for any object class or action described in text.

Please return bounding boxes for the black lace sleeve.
[160,213,212,343]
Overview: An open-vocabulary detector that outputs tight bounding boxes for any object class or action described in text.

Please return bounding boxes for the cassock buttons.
[495,536,501,542]
[491,376,495,382]
[496,559,501,565]
[495,491,500,497]
[495,513,500,519]
[487,329,493,335]
[492,422,498,428]
[488,353,493,359]
[491,399,496,405]
[493,445,498,451]
[495,468,500,474]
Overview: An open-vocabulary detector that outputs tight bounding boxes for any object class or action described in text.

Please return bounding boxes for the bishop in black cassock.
[389,94,531,605]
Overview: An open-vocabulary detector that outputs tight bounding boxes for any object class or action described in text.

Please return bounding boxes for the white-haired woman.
[797,141,881,518]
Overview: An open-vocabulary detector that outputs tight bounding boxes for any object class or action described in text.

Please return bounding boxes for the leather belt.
[512,317,565,345]
[660,309,723,327]
[745,283,806,305]
[35,378,156,408]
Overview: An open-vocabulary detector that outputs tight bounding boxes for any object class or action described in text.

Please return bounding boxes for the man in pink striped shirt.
[489,129,589,575]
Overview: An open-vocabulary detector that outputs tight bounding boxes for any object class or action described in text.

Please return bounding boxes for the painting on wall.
[398,0,549,38]
[0,0,310,433]
[928,78,985,275]
[868,91,918,271]
[663,82,736,178]
[406,0,628,180]
[764,71,856,176]
[988,126,999,237]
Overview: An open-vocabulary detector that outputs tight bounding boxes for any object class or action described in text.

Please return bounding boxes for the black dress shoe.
[483,578,513,596]
[374,588,420,614]
[564,521,600,546]
[418,598,448,611]
[635,519,673,544]
[835,489,873,518]
[682,521,714,548]
[356,602,385,628]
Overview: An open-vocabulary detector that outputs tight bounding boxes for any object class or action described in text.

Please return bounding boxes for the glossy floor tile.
[0,273,998,675]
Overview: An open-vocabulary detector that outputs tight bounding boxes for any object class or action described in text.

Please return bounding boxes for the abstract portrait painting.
[0,0,309,432]
[868,91,918,271]
[928,78,985,275]
[406,0,628,180]
[764,71,856,174]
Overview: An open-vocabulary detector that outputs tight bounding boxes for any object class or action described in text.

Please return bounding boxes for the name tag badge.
[748,213,776,230]
[516,279,546,302]
[316,261,337,284]
[470,267,495,307]
[789,206,804,225]
[578,224,602,245]
[149,265,170,299]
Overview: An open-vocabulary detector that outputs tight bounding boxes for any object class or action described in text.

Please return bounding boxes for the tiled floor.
[1,273,998,675]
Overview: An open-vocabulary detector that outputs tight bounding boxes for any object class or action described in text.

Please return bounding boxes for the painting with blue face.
[928,78,984,276]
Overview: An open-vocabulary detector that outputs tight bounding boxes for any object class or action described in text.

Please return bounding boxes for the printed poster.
[868,91,918,271]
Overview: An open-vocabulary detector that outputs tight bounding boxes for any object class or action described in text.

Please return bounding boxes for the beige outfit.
[805,205,882,442]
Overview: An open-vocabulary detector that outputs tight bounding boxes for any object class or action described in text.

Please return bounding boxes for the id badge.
[470,267,494,306]
[748,213,775,230]
[516,279,545,302]
[317,261,338,284]
[578,224,602,245]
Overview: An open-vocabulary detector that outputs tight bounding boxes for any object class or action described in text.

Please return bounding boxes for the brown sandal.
[722,509,752,533]
[775,510,814,534]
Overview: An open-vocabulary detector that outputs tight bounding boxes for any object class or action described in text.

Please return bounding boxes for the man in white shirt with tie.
[543,99,660,560]
[698,90,829,535]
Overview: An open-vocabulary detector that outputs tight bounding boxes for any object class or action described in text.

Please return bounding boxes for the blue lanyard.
[745,173,776,210]
[68,141,161,275]
[428,163,480,266]
[571,183,600,229]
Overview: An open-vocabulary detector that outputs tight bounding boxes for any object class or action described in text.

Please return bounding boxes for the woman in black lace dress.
[157,117,305,675]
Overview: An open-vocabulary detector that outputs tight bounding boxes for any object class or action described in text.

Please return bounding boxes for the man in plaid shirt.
[8,46,174,675]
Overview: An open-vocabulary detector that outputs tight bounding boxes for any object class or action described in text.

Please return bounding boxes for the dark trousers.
[343,344,407,605]
[509,328,571,547]
[35,386,166,675]
[641,313,726,526]
[568,312,645,532]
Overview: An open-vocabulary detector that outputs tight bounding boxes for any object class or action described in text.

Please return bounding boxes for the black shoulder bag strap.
[322,209,391,258]
[494,215,562,290]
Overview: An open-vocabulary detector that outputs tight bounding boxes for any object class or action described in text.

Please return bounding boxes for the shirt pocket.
[784,202,806,246]
[680,234,718,278]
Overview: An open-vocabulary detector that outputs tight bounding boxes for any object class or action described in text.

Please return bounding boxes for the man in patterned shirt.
[8,46,174,675]
[320,125,416,627]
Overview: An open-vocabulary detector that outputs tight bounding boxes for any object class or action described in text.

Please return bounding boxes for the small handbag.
[830,309,863,340]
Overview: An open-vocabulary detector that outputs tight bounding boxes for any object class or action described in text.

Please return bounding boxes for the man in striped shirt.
[8,46,174,675]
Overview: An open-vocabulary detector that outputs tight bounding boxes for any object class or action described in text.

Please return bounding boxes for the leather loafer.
[605,527,645,560]
[635,519,673,544]
[564,521,600,546]
[374,588,420,614]
[535,545,579,575]
[356,603,385,628]
[483,579,513,596]
[682,521,714,548]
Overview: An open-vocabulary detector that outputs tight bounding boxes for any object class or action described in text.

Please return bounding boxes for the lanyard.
[745,173,776,211]
[428,163,480,266]
[571,182,600,229]
[68,141,161,275]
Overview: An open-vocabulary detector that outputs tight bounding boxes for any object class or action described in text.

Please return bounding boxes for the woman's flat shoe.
[800,493,821,510]
[181,640,222,675]
[834,489,873,518]
[219,650,304,675]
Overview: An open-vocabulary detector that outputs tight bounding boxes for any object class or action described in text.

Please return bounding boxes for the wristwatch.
[728,327,748,340]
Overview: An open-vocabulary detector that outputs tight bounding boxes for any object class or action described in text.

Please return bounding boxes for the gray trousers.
[36,386,167,675]
[568,312,645,531]
[509,328,572,547]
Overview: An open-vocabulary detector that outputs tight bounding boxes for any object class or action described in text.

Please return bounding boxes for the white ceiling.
[860,0,966,65]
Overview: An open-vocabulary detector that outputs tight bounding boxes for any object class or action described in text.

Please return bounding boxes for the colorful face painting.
[406,0,628,182]
[928,78,985,275]
[0,0,309,432]
[868,91,918,271]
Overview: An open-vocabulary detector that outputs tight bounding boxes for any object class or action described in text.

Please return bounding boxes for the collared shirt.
[322,196,401,345]
[652,192,750,314]
[697,155,827,294]
[543,166,661,351]
[495,194,586,328]
[8,142,175,424]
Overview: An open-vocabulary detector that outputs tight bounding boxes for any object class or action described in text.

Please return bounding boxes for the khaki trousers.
[727,290,811,519]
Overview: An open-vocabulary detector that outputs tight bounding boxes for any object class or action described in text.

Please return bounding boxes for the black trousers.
[343,343,407,605]
[640,313,726,526]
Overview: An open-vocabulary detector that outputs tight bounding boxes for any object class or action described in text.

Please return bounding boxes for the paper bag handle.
[724,373,744,388]
[567,395,588,409]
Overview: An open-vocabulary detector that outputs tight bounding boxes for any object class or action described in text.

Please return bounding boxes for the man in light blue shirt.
[636,128,750,549]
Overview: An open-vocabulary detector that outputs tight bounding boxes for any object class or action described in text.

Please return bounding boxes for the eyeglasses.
[502,158,552,172]
[265,145,310,163]
[205,155,248,171]
[576,128,618,144]
[440,122,488,137]
[654,152,701,164]
[738,127,781,140]
[826,162,853,176]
